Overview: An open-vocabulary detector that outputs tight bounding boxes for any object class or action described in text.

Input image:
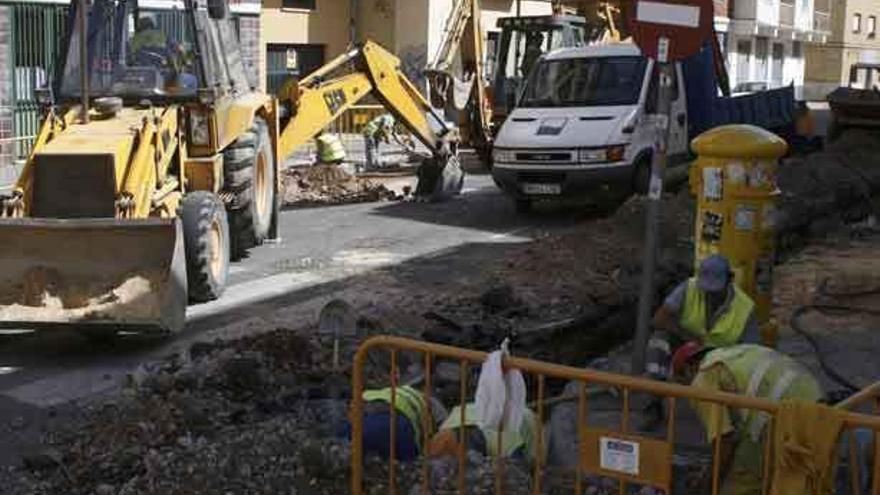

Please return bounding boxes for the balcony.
[779,1,794,27]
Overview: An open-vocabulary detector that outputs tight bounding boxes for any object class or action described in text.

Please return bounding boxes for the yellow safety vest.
[131,29,168,56]
[363,386,427,449]
[363,114,395,138]
[439,404,537,460]
[316,133,346,163]
[680,278,755,347]
[701,344,823,441]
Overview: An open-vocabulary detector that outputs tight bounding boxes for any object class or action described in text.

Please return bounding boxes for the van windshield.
[519,56,647,107]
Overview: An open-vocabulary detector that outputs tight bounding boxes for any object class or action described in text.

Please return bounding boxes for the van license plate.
[522,183,562,195]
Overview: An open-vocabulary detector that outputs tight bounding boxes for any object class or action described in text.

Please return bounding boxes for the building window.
[853,13,862,33]
[282,0,316,9]
[869,16,877,37]
[792,41,802,59]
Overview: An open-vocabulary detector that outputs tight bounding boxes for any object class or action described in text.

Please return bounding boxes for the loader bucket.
[0,218,187,334]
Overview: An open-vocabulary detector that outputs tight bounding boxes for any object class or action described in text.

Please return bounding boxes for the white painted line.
[637,1,700,28]
[490,226,531,240]
[187,271,325,321]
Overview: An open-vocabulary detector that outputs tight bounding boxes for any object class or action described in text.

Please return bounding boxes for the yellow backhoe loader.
[0,0,460,337]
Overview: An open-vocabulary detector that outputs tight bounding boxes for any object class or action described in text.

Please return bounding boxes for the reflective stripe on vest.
[702,345,813,441]
[363,386,426,448]
[317,134,346,163]
[440,404,528,458]
[679,278,755,347]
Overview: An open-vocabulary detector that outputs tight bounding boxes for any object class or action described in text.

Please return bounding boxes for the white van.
[491,43,690,211]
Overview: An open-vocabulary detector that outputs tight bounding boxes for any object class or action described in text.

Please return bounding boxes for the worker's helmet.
[671,341,709,376]
[697,254,732,293]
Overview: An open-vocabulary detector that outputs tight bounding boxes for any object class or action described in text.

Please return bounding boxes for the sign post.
[628,0,714,375]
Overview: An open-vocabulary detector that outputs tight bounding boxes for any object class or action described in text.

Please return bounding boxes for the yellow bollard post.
[690,125,788,347]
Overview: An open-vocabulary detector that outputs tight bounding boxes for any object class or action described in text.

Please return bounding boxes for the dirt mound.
[282,165,401,206]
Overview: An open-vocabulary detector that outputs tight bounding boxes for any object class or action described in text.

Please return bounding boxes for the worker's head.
[137,14,158,32]
[671,341,712,384]
[697,255,733,297]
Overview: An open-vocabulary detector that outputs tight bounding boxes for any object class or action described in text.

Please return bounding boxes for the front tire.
[633,157,651,196]
[181,191,230,303]
[224,117,276,259]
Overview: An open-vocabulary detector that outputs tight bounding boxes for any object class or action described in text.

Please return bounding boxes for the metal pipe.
[78,0,89,123]
[632,59,675,375]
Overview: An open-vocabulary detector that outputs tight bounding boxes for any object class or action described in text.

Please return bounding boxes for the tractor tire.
[180,191,230,303]
[223,117,275,259]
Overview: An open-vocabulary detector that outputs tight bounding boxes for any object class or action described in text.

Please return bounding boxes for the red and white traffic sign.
[627,0,714,62]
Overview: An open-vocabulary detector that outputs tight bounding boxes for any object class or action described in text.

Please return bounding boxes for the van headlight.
[578,145,626,164]
[189,112,211,146]
[492,147,515,163]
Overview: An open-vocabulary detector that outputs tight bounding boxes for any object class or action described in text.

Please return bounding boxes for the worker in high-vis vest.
[130,15,171,67]
[315,132,347,165]
[353,385,447,461]
[362,113,396,170]
[647,254,759,381]
[426,403,539,462]
[672,342,824,495]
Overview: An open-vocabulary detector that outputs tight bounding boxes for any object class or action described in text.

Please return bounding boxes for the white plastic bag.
[474,339,526,434]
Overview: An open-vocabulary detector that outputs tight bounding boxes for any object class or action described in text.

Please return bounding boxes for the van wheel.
[181,191,230,303]
[224,117,276,259]
[633,157,652,195]
[515,198,532,214]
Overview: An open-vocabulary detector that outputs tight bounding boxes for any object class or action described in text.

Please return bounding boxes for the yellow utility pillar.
[690,125,788,346]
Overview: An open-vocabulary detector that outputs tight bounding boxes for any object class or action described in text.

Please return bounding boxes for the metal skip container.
[0,218,187,334]
[689,124,788,346]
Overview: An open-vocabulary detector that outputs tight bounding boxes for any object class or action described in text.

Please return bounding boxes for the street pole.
[632,37,674,375]
[78,0,89,124]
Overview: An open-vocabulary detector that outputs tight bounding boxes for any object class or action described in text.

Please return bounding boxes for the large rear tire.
[224,117,275,259]
[181,191,230,303]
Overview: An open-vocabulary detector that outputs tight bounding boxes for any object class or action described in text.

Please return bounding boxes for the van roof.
[543,43,643,61]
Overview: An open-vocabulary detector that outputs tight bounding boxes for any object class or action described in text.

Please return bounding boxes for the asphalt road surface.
[0,172,598,466]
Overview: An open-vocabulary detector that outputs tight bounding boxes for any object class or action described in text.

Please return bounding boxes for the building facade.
[259,0,554,94]
[0,0,261,181]
[805,0,880,98]
[714,0,831,96]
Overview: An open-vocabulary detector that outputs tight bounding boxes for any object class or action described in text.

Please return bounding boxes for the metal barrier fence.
[350,335,880,495]
[325,104,385,135]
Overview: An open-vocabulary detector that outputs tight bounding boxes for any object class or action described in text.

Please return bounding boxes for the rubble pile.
[2,331,361,494]
[777,129,880,239]
[423,191,695,365]
[282,164,401,206]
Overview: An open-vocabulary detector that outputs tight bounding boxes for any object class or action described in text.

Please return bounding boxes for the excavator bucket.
[0,218,187,335]
[415,154,465,201]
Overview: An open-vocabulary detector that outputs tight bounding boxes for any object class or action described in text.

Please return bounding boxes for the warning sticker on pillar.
[627,0,714,62]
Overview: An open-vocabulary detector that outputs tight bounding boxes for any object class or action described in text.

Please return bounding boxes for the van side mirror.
[207,0,228,20]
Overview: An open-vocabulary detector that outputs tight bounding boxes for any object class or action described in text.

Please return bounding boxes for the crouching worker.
[427,403,539,462]
[672,343,824,495]
[346,384,447,462]
[648,254,759,381]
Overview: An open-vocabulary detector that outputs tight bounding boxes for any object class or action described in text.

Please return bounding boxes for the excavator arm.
[277,41,463,199]
[423,0,493,158]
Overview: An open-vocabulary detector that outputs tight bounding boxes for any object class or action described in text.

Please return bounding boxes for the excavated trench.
[5,130,880,494]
